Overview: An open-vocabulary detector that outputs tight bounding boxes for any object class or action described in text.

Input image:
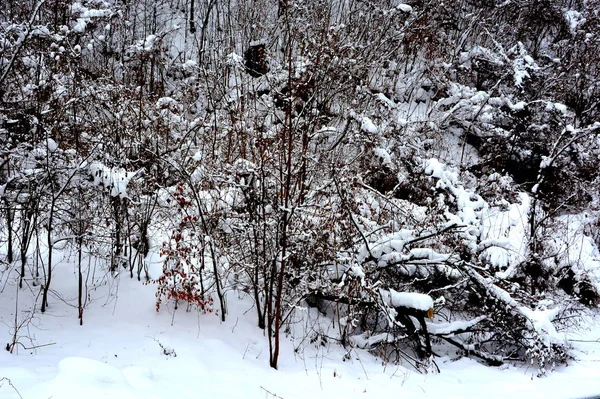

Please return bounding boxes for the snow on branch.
[379,288,433,313]
[349,332,406,349]
[88,162,141,199]
[427,315,487,336]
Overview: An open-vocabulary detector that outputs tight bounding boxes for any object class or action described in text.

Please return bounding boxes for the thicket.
[1,0,599,374]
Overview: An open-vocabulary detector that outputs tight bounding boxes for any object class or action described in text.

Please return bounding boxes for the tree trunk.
[41,200,54,313]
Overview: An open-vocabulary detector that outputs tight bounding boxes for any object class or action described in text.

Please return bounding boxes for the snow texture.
[0,252,599,399]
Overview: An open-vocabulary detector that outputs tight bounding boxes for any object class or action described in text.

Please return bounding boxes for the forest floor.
[1,254,599,399]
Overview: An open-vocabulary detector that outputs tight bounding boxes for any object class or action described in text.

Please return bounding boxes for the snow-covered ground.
[1,259,599,399]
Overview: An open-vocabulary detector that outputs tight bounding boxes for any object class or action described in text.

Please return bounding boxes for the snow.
[155,97,179,111]
[409,247,451,263]
[425,158,531,279]
[182,60,197,70]
[427,316,487,336]
[348,264,366,281]
[548,213,600,296]
[192,151,202,162]
[349,332,399,349]
[249,39,268,47]
[45,138,58,152]
[396,3,412,12]
[511,42,538,87]
[564,10,585,34]
[3,3,600,396]
[375,93,396,109]
[424,158,534,277]
[513,67,530,87]
[1,262,600,399]
[553,102,568,115]
[88,162,139,199]
[506,99,527,111]
[425,158,487,230]
[424,158,446,179]
[519,306,565,347]
[360,116,379,134]
[380,288,433,311]
[477,238,511,252]
[70,3,112,33]
[143,35,157,51]
[53,357,144,399]
[358,229,414,262]
[373,147,392,165]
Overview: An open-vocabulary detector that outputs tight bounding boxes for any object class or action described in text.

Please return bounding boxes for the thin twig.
[0,378,24,399]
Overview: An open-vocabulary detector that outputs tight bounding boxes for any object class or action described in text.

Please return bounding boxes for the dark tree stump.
[245,43,268,77]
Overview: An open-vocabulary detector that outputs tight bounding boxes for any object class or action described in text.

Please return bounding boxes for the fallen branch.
[442,336,504,366]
